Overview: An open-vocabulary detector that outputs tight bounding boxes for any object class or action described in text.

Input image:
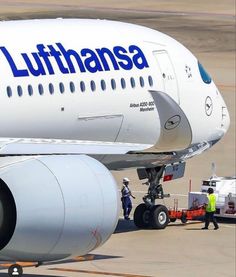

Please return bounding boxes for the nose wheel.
[134,166,170,229]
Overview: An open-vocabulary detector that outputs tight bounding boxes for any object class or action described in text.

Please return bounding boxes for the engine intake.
[0,180,16,250]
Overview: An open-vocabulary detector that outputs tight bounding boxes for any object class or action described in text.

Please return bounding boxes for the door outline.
[153,51,180,104]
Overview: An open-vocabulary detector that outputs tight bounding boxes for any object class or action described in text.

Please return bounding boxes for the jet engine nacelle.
[0,155,119,262]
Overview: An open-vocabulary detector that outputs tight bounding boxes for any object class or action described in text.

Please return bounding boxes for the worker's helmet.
[207,187,214,194]
[123,177,130,183]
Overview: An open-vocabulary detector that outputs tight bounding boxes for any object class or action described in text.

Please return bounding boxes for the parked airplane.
[0,19,230,272]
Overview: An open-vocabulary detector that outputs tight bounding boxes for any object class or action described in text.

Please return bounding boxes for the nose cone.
[214,89,231,143]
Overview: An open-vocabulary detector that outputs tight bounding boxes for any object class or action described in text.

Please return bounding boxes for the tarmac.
[0,1,235,277]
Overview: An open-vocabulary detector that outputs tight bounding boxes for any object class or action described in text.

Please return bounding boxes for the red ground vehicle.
[168,199,205,223]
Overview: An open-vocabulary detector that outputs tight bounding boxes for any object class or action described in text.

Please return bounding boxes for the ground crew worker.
[202,187,219,230]
[121,177,135,220]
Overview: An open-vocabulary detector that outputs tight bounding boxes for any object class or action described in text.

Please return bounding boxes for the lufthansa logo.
[0,43,149,78]
[164,115,181,130]
[205,96,213,116]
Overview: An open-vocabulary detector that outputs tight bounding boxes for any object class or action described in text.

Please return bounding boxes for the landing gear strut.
[134,166,170,229]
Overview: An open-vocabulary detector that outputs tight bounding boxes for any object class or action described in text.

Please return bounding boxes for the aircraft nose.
[214,87,231,141]
[202,86,230,145]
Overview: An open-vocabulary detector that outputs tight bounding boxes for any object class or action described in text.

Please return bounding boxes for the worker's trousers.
[122,197,132,219]
[204,211,219,228]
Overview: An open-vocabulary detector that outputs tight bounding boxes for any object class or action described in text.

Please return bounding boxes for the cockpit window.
[198,61,212,84]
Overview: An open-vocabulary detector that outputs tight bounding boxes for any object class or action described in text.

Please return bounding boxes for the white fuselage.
[0,20,229,150]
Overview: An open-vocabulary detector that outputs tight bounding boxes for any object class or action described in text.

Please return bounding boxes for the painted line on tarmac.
[0,255,94,269]
[50,267,152,277]
[0,262,36,268]
[73,255,95,261]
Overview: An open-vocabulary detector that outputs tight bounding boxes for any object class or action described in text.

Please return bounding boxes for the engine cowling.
[0,155,119,262]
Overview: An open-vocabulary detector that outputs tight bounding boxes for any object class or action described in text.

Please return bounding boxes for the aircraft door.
[153,51,180,104]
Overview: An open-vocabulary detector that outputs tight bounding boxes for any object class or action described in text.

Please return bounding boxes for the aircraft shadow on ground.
[167,221,203,228]
[45,254,122,266]
[114,219,204,233]
[216,218,236,224]
[114,219,140,234]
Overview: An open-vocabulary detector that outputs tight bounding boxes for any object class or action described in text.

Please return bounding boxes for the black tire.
[181,214,188,224]
[133,203,151,228]
[169,218,177,223]
[150,205,169,229]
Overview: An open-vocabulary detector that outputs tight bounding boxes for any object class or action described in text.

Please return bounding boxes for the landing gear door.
[153,51,180,104]
[163,162,186,182]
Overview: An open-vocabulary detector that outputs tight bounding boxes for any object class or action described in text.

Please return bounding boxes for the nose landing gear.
[134,166,170,229]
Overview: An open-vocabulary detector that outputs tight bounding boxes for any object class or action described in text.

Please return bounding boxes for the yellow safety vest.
[206,194,217,212]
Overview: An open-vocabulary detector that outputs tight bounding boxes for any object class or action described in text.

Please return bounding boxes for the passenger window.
[80,81,86,92]
[7,86,12,98]
[17,86,23,97]
[70,82,75,93]
[90,80,96,91]
[59,82,65,94]
[148,76,153,87]
[101,80,106,91]
[28,85,33,96]
[38,84,44,95]
[130,77,135,88]
[111,79,116,90]
[121,78,126,89]
[139,76,145,87]
[49,83,54,94]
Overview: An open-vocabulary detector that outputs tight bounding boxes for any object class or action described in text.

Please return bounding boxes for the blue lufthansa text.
[0,43,149,77]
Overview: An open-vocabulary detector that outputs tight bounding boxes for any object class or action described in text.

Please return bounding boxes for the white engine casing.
[0,155,119,262]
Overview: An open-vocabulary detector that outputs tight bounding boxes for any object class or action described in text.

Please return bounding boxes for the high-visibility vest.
[206,194,217,212]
